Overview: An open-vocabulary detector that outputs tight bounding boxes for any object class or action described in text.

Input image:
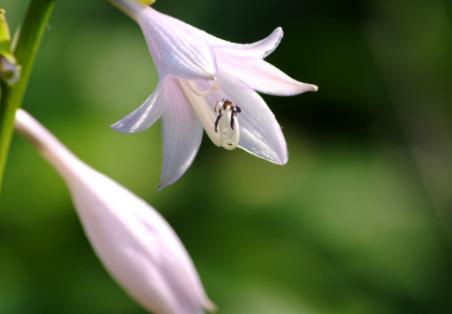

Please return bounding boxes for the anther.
[214,99,241,150]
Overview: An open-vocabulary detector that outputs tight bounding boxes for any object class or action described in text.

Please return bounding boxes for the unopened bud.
[0,55,21,85]
[0,9,20,85]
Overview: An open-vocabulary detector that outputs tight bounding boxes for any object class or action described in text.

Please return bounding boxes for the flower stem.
[106,0,148,20]
[0,0,56,193]
[15,109,83,184]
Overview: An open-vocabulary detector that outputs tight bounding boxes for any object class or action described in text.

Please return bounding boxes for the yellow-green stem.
[0,0,56,193]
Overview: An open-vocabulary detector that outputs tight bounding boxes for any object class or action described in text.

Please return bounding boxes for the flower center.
[214,99,241,150]
[178,80,241,150]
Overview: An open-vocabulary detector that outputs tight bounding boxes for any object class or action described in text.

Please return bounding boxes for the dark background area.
[1,0,452,313]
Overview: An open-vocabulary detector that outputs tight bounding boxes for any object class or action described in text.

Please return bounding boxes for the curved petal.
[215,73,288,164]
[158,78,204,190]
[137,7,217,80]
[218,52,318,96]
[212,27,284,59]
[112,79,166,133]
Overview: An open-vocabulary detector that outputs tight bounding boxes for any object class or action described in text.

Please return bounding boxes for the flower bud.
[15,109,215,314]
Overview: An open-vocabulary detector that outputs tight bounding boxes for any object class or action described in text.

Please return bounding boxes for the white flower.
[108,0,318,189]
[15,109,215,314]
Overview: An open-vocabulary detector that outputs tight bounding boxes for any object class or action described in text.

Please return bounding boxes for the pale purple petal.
[216,74,288,164]
[137,7,217,79]
[211,27,284,59]
[159,78,204,190]
[218,51,318,96]
[112,79,166,133]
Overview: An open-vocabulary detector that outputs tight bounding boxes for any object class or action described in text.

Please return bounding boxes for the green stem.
[0,0,56,192]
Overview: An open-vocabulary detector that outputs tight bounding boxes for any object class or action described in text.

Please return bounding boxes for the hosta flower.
[15,109,215,314]
[108,0,318,189]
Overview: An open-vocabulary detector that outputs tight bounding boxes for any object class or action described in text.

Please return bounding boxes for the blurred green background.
[1,0,452,313]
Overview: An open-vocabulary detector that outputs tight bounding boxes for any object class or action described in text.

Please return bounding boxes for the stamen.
[215,109,240,150]
[178,80,240,150]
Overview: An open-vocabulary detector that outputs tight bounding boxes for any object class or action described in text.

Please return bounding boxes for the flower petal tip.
[280,156,289,165]
[285,82,318,95]
[157,170,187,190]
[261,148,288,166]
[156,183,165,191]
[260,27,284,58]
[156,177,176,191]
[205,299,218,313]
[274,143,288,165]
[275,153,288,165]
[111,120,147,134]
[111,122,134,134]
[297,83,319,94]
[274,26,284,39]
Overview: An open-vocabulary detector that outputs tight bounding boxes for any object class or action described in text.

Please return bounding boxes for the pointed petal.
[137,7,217,79]
[216,73,288,164]
[158,78,203,189]
[212,27,284,59]
[112,80,166,133]
[218,52,318,96]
